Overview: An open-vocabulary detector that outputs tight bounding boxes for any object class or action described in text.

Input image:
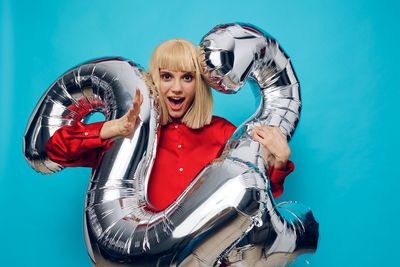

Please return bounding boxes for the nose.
[171,79,183,94]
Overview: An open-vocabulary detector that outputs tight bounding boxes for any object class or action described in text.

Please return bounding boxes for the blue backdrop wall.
[1,0,398,266]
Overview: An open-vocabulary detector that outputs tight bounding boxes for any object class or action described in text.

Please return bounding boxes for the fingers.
[252,125,291,159]
[253,126,287,144]
[126,107,137,122]
[125,89,143,122]
[252,128,268,146]
[133,89,141,109]
[254,125,284,138]
[138,89,144,105]
[134,88,143,105]
[115,89,144,138]
[253,130,275,166]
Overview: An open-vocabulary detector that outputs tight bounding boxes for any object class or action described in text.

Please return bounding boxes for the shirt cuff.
[268,161,294,184]
[71,121,112,146]
[268,161,294,198]
[56,121,114,151]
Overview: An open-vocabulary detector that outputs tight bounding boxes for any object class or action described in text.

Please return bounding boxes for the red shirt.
[45,117,294,211]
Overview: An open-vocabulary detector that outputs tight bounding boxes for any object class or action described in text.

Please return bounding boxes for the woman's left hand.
[252,126,291,170]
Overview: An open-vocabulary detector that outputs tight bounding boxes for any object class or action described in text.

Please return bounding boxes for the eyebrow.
[159,70,195,75]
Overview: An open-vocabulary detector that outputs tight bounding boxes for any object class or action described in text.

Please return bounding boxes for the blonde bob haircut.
[148,39,213,129]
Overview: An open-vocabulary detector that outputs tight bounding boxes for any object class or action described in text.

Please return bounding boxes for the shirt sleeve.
[223,120,237,141]
[215,117,236,155]
[45,121,114,168]
[268,161,295,198]
[216,117,295,197]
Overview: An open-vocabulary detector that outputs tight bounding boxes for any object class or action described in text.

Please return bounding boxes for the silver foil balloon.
[199,23,318,265]
[24,57,268,266]
[23,22,318,267]
[23,57,155,175]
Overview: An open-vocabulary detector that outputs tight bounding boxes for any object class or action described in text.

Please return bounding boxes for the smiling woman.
[43,36,295,266]
[159,69,196,119]
[144,39,293,211]
[148,39,213,129]
[160,70,195,116]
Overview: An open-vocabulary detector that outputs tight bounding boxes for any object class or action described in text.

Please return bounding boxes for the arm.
[45,121,112,168]
[99,89,143,139]
[252,126,294,198]
[45,89,143,168]
[220,119,294,198]
[268,161,294,198]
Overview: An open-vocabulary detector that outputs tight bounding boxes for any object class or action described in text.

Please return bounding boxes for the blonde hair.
[148,39,213,129]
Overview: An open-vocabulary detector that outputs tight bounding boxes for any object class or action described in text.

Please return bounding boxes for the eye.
[183,73,194,82]
[161,73,172,81]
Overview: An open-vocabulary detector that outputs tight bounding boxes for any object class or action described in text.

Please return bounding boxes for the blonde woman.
[45,39,294,212]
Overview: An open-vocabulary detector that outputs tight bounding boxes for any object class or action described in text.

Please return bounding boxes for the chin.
[168,111,184,120]
[168,107,188,120]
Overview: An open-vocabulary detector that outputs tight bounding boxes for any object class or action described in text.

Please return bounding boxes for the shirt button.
[179,168,183,172]
[177,144,182,148]
[84,132,89,136]
[174,125,179,129]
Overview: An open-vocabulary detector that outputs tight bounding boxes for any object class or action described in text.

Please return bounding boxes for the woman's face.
[159,69,196,120]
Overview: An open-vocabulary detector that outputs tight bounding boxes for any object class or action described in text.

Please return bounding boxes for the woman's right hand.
[100,89,143,140]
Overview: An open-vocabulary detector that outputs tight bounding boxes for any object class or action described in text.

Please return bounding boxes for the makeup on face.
[159,69,196,119]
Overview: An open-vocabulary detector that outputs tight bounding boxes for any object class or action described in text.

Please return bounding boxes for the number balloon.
[24,23,318,267]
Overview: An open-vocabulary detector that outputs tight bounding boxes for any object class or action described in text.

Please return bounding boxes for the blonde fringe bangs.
[149,39,213,129]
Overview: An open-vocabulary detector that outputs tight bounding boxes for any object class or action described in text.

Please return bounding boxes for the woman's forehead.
[158,56,196,71]
[159,69,195,74]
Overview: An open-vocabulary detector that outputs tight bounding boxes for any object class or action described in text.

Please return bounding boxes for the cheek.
[159,82,169,96]
[185,83,196,100]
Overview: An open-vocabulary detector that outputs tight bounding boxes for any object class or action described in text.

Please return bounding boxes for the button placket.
[176,123,184,176]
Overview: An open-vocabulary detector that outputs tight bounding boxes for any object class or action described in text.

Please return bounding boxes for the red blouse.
[45,116,294,211]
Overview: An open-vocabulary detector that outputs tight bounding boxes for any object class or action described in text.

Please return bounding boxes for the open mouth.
[167,97,185,110]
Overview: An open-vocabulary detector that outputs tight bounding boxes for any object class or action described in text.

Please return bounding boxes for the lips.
[167,97,185,111]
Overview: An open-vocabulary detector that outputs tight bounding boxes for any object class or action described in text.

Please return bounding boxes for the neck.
[170,117,182,123]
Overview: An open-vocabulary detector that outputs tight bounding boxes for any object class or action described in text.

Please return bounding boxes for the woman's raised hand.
[252,126,291,170]
[100,89,143,140]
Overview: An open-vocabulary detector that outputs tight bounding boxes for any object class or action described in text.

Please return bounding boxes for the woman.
[45,39,294,212]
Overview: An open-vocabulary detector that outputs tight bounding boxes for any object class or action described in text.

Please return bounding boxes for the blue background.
[1,0,398,266]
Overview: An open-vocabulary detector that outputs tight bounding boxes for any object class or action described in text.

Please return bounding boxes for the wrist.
[273,152,290,170]
[274,148,290,170]
[100,120,122,139]
[273,159,288,170]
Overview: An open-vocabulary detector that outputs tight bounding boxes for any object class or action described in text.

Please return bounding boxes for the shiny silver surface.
[23,57,153,175]
[200,23,318,265]
[24,23,318,267]
[23,57,269,266]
